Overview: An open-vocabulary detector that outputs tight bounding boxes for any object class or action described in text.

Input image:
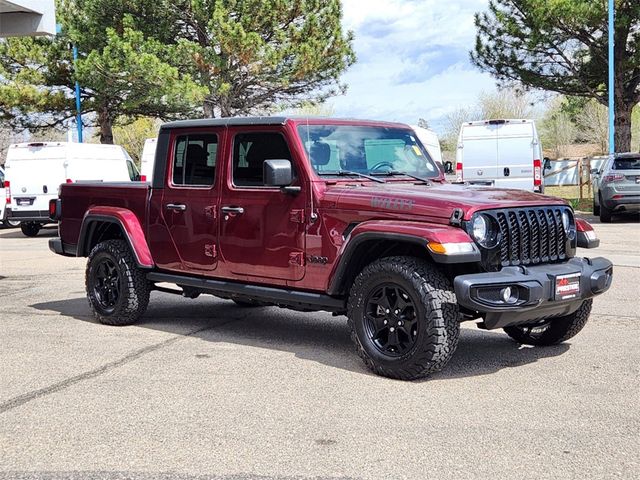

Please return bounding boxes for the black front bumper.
[454,257,613,329]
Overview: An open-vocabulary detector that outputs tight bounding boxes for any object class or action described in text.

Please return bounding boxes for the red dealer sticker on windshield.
[555,273,581,300]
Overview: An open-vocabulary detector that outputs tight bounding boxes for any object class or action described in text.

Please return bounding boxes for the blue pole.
[608,0,615,154]
[72,45,83,143]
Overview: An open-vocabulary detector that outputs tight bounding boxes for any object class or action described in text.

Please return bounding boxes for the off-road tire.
[20,222,40,237]
[347,256,460,380]
[86,239,150,326]
[503,299,592,346]
[592,198,600,216]
[599,196,612,223]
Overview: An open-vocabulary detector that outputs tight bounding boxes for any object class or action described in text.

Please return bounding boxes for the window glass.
[613,155,640,170]
[126,160,138,181]
[297,125,439,178]
[172,134,217,186]
[233,133,292,186]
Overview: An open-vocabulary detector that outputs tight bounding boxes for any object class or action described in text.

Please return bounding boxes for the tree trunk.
[614,101,633,153]
[203,96,216,118]
[97,107,114,144]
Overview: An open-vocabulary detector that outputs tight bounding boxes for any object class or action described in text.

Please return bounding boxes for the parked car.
[456,119,544,192]
[0,165,20,228]
[139,137,157,182]
[592,152,640,222]
[4,141,140,237]
[49,117,612,381]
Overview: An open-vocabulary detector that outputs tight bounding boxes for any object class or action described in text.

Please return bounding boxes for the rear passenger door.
[161,129,222,273]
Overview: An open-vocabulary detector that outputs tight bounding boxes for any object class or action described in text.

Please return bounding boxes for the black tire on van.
[20,222,41,237]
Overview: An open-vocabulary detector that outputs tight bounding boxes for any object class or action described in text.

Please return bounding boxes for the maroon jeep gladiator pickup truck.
[49,117,613,380]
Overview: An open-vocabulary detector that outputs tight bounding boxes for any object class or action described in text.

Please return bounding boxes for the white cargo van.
[140,138,157,182]
[0,165,20,228]
[455,119,543,192]
[4,142,139,236]
[411,126,443,165]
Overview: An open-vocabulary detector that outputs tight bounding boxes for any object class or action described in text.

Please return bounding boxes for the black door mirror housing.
[264,159,293,187]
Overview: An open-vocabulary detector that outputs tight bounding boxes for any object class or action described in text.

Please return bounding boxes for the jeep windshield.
[297,124,440,180]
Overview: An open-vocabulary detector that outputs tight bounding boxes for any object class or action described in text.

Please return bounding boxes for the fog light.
[500,286,519,304]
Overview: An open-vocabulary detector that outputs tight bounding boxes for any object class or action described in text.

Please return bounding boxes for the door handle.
[504,167,510,177]
[221,206,244,214]
[166,203,187,211]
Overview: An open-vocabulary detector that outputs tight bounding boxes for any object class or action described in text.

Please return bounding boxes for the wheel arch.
[327,221,478,296]
[78,207,153,268]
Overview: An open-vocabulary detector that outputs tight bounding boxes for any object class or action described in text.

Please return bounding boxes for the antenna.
[306,116,318,223]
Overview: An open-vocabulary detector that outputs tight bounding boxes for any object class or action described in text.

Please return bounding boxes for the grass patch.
[545,185,593,212]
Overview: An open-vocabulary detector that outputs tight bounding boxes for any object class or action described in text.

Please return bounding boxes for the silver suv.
[592,153,640,222]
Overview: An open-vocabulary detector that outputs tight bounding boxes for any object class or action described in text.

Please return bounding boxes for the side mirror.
[590,168,599,175]
[0,180,4,188]
[443,161,453,174]
[264,159,292,186]
[263,159,300,194]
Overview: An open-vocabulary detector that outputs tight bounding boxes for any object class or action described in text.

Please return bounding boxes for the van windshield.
[297,125,440,179]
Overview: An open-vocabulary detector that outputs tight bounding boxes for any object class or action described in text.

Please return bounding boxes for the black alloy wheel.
[364,284,418,357]
[92,258,121,314]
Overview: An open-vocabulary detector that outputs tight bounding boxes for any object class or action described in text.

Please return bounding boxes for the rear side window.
[172,134,218,186]
[232,133,292,187]
[613,156,640,170]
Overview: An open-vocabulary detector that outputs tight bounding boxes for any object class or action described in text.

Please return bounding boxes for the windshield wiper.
[318,170,386,183]
[373,170,432,185]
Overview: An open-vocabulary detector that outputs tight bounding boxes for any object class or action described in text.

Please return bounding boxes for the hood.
[326,182,567,221]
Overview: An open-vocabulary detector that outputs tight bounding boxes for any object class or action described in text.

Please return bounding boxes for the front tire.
[503,300,592,346]
[592,197,600,216]
[347,256,460,380]
[86,239,150,326]
[20,222,40,237]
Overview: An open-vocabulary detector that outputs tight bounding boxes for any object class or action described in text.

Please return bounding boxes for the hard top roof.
[160,116,410,130]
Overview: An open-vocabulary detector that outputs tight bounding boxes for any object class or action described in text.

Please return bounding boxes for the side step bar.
[147,272,346,313]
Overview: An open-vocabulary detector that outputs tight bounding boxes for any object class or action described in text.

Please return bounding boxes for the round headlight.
[471,214,499,248]
[472,215,488,244]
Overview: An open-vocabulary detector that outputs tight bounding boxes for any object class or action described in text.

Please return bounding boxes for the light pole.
[56,23,83,143]
[608,0,614,155]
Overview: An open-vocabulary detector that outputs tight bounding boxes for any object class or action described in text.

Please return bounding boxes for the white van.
[140,138,157,182]
[455,119,543,192]
[0,165,20,228]
[411,126,443,165]
[4,142,139,236]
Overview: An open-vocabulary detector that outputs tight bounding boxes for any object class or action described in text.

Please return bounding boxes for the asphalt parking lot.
[1,215,639,480]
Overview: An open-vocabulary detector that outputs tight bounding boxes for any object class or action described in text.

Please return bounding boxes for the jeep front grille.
[483,206,571,269]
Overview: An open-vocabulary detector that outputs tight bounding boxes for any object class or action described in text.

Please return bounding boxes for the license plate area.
[16,197,35,206]
[555,272,581,300]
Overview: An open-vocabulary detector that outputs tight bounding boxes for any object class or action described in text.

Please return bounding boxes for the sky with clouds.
[332,0,496,134]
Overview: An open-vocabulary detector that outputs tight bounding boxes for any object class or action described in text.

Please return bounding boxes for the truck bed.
[59,182,150,248]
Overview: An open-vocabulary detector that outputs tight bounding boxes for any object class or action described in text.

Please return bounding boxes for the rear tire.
[86,239,150,326]
[599,196,612,223]
[20,222,40,237]
[503,300,592,346]
[347,256,460,380]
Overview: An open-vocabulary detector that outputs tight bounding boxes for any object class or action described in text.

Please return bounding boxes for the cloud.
[332,0,495,134]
